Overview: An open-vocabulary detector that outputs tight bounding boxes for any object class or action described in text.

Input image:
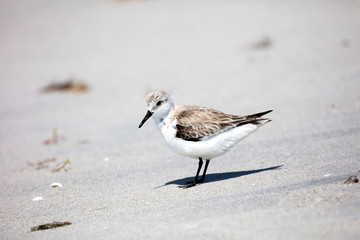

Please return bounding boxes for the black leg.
[179,158,203,189]
[198,159,210,183]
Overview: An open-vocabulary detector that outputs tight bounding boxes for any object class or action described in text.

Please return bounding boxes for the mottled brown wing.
[175,107,239,141]
[175,107,272,142]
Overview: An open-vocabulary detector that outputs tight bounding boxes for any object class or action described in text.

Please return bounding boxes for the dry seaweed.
[51,158,71,173]
[27,158,56,170]
[31,221,72,232]
[344,176,359,184]
[41,78,89,93]
[250,36,272,50]
[28,157,71,173]
[43,128,65,145]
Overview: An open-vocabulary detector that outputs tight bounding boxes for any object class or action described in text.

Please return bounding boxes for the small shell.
[50,182,63,188]
[32,196,43,201]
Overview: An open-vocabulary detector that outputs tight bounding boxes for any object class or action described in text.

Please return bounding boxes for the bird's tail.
[236,110,273,127]
[248,110,273,118]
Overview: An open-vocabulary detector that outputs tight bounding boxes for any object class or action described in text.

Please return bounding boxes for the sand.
[1,0,360,239]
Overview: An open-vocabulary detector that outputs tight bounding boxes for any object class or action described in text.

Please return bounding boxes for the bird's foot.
[185,180,196,184]
[185,179,204,184]
[178,182,197,189]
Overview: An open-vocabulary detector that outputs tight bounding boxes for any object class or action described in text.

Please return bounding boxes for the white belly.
[158,121,260,160]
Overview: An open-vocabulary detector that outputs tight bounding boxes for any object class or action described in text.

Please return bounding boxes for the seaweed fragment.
[344,176,359,184]
[31,221,72,232]
[28,158,56,170]
[43,128,65,145]
[250,36,272,50]
[51,158,71,173]
[41,78,89,93]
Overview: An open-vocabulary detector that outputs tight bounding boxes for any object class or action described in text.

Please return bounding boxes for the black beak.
[138,110,153,128]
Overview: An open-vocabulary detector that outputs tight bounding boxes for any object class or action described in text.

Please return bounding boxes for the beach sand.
[1,0,360,239]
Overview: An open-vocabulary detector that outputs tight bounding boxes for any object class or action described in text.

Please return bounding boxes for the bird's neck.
[153,107,173,129]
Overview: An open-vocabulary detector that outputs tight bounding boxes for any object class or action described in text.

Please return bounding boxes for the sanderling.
[139,90,272,188]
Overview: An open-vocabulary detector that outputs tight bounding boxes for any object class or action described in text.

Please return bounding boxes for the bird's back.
[172,105,272,142]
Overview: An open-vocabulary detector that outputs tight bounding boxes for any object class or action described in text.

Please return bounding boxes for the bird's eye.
[156,100,163,106]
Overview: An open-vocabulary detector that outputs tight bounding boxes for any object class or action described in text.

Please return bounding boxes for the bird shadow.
[156,165,283,188]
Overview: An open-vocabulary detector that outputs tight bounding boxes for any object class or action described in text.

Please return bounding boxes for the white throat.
[153,109,172,129]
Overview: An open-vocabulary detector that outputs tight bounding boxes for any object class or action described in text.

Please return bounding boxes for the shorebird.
[138,90,272,188]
